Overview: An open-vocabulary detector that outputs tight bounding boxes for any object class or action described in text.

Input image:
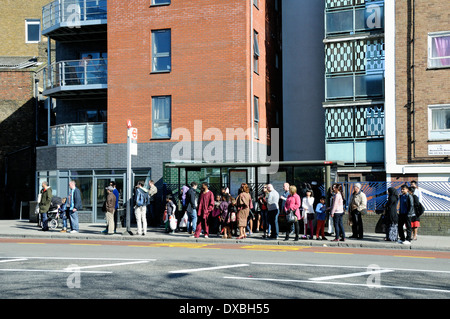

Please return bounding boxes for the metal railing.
[49,122,107,145]
[43,0,107,31]
[43,58,107,91]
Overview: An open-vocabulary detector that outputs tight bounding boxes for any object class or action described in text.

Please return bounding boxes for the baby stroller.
[47,196,63,230]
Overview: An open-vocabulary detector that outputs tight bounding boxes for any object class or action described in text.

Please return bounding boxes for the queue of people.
[35,179,425,244]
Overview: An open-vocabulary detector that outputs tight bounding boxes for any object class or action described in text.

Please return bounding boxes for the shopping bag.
[375,215,386,234]
[179,212,188,228]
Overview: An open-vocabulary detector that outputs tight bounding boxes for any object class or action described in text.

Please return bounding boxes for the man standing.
[193,182,215,238]
[67,180,82,233]
[39,181,53,231]
[186,182,198,235]
[110,181,120,231]
[105,186,116,235]
[134,181,150,236]
[148,180,158,226]
[266,184,280,239]
[398,184,414,245]
[349,183,367,239]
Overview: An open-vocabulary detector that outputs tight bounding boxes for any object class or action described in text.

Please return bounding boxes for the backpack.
[136,190,148,207]
[413,194,424,217]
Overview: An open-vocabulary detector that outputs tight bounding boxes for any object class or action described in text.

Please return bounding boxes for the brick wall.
[107,0,280,150]
[395,0,450,165]
[0,0,49,57]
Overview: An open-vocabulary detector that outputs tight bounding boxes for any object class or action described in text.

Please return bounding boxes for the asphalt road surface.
[1,238,449,302]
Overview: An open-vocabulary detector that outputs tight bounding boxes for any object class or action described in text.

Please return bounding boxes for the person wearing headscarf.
[384,187,399,242]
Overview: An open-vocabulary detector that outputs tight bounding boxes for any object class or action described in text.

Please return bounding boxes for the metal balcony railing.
[43,58,107,91]
[49,122,107,145]
[43,0,107,32]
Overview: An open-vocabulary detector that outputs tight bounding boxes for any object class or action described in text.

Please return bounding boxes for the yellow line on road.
[393,255,435,259]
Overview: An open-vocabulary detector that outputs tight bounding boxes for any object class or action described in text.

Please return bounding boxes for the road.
[1,237,449,302]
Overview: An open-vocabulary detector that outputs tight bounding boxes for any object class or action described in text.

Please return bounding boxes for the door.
[93,176,125,223]
[94,178,110,222]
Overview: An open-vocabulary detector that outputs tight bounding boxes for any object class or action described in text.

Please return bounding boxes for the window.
[151,29,171,72]
[151,0,170,5]
[25,19,41,43]
[429,105,450,140]
[428,32,450,69]
[253,30,260,74]
[152,96,171,139]
[254,96,260,139]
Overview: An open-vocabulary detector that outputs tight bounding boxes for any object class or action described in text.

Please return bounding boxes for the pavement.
[1,219,449,252]
[0,220,450,251]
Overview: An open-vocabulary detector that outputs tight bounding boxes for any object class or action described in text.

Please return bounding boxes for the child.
[59,197,68,233]
[164,195,177,234]
[210,195,222,236]
[315,196,327,240]
[222,197,237,239]
[302,189,315,239]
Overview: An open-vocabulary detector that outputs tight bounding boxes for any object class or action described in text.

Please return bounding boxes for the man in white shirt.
[266,184,280,239]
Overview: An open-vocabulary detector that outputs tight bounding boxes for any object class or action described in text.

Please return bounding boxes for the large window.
[428,32,450,69]
[429,105,450,141]
[152,96,171,139]
[152,29,171,72]
[25,19,41,43]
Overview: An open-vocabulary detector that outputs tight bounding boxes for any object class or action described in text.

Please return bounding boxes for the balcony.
[42,0,107,41]
[42,58,107,98]
[49,122,107,146]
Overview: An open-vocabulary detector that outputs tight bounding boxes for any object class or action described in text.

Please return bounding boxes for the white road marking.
[64,260,152,271]
[169,264,250,274]
[251,262,450,274]
[223,276,450,294]
[0,258,28,263]
[0,268,111,274]
[309,269,394,281]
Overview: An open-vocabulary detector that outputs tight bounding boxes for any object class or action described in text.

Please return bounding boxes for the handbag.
[375,215,386,234]
[286,209,296,223]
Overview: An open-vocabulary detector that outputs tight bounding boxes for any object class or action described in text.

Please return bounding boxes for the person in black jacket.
[384,187,399,242]
[185,182,198,235]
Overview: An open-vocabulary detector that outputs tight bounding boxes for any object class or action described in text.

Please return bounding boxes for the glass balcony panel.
[326,10,353,34]
[326,75,354,99]
[354,73,384,98]
[43,58,107,91]
[43,0,107,33]
[49,123,106,145]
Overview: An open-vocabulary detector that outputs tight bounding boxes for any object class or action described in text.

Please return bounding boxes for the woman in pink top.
[284,185,301,241]
[330,183,346,242]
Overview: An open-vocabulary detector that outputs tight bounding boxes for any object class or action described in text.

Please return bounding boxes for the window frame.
[25,19,41,44]
[428,104,450,141]
[152,95,172,139]
[427,31,450,69]
[150,0,170,6]
[253,30,260,74]
[254,96,260,139]
[151,29,171,73]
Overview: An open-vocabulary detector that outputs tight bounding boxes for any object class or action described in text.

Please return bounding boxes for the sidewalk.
[1,219,449,252]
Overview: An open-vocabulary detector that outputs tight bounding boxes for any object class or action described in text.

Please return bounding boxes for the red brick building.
[36,0,281,222]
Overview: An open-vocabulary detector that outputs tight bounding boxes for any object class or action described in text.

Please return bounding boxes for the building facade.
[385,0,450,183]
[323,0,386,182]
[36,0,281,222]
[0,0,50,219]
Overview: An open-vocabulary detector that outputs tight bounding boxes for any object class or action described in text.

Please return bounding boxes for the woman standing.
[284,185,301,241]
[384,187,399,242]
[330,183,345,242]
[236,183,252,239]
[302,189,315,239]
